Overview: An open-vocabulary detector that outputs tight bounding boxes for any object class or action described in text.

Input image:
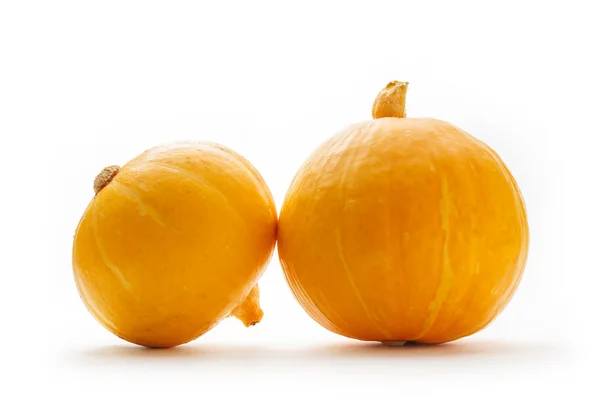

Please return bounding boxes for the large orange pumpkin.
[73,142,277,348]
[278,81,529,345]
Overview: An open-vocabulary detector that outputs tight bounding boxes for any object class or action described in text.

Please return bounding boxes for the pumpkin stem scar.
[94,165,121,194]
[372,80,409,119]
[381,341,407,347]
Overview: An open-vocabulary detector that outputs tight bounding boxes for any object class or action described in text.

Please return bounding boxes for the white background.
[1,0,598,398]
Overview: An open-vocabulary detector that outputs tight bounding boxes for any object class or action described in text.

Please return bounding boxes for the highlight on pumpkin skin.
[73,142,277,348]
[277,80,529,346]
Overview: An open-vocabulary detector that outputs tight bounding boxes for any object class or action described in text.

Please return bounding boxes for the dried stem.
[372,81,408,119]
[94,165,120,194]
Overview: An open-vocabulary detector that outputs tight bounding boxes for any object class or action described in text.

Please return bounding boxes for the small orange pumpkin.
[278,81,529,345]
[73,142,277,348]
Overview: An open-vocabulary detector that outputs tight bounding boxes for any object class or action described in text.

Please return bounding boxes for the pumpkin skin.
[73,142,277,348]
[278,82,528,344]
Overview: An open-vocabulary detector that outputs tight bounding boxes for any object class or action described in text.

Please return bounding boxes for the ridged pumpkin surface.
[73,142,277,348]
[278,83,529,344]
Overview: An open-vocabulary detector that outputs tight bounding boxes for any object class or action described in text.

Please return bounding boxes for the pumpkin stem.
[94,165,120,194]
[230,284,264,327]
[372,81,408,119]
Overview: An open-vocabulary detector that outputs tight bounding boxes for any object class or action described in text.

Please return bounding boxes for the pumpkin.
[72,142,277,348]
[277,81,529,345]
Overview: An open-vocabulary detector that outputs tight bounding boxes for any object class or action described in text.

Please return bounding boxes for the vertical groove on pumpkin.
[200,143,276,206]
[334,124,393,340]
[465,142,530,335]
[335,229,392,340]
[110,180,166,227]
[73,262,119,333]
[414,173,455,341]
[141,161,245,228]
[292,127,362,336]
[281,258,342,334]
[91,199,136,297]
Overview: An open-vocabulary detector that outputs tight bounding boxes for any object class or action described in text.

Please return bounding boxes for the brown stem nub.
[372,81,408,119]
[93,165,120,194]
[230,284,264,327]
